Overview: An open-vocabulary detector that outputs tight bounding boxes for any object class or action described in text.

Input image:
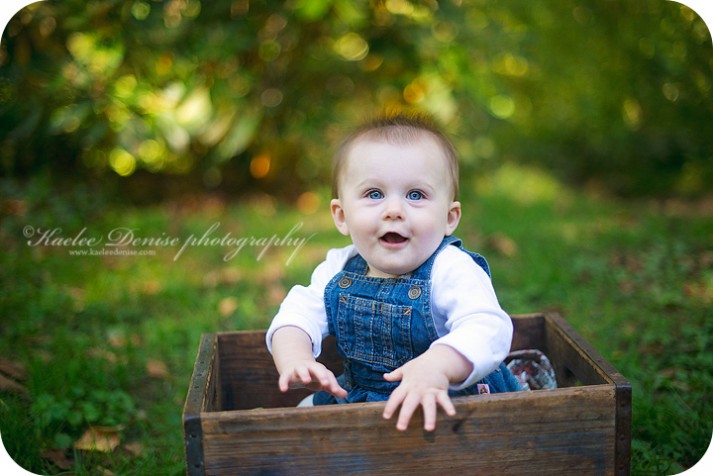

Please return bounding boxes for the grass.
[1,166,711,475]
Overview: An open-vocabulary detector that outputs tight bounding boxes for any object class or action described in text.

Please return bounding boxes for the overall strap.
[410,236,492,280]
[342,252,369,275]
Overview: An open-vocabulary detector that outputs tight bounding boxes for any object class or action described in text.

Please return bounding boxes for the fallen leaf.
[618,280,635,294]
[487,233,518,257]
[75,426,121,453]
[255,261,285,284]
[35,350,53,363]
[0,373,29,397]
[0,356,27,380]
[203,267,243,288]
[1,199,27,216]
[107,330,126,348]
[146,359,170,379]
[41,449,73,470]
[218,296,239,317]
[141,280,162,295]
[659,367,677,379]
[123,442,144,457]
[87,347,119,364]
[65,287,86,311]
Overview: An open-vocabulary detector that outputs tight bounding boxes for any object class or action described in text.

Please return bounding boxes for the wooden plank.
[510,313,546,352]
[544,312,609,387]
[206,336,221,413]
[615,382,632,476]
[183,333,216,476]
[215,332,280,410]
[215,332,343,410]
[542,312,631,474]
[200,386,617,475]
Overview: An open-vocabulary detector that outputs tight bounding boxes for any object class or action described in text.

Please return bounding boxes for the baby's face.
[331,136,461,278]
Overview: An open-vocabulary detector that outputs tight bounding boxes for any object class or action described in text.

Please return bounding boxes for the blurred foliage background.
[1,0,711,201]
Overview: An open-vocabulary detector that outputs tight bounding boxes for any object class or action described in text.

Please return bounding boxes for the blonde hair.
[331,112,459,199]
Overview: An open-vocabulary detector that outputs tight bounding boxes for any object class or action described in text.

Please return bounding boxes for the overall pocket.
[335,294,414,369]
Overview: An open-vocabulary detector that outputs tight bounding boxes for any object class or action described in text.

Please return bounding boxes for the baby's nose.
[382,198,405,220]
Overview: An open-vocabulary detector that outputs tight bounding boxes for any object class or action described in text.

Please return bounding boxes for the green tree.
[1,0,711,198]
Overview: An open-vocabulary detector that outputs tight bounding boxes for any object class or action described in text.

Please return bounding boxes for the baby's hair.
[331,111,460,200]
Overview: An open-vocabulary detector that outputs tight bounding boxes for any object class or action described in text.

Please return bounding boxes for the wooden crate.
[183,313,631,475]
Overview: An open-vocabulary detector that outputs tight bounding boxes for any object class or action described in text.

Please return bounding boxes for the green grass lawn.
[1,167,711,475]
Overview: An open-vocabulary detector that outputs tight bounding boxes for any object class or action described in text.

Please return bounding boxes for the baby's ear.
[445,201,461,235]
[330,199,350,236]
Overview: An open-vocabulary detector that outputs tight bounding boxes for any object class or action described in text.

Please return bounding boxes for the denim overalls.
[313,236,521,405]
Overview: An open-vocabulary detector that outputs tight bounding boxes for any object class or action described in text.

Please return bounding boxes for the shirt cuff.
[266,318,324,358]
[431,333,507,391]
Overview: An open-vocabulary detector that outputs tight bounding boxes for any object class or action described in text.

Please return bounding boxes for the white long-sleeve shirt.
[266,244,513,389]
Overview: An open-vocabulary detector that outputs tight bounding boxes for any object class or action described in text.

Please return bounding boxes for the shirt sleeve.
[429,245,513,390]
[265,245,355,358]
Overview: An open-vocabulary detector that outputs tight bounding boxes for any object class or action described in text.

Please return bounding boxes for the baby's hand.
[278,359,347,398]
[382,360,455,431]
[271,326,347,399]
[382,345,472,431]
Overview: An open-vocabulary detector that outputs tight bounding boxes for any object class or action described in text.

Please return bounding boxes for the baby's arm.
[271,326,347,398]
[382,344,472,431]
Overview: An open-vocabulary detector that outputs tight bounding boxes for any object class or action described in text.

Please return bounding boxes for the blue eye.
[367,190,384,200]
[407,190,424,200]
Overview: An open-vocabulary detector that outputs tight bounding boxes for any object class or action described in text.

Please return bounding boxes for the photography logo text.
[22,222,314,265]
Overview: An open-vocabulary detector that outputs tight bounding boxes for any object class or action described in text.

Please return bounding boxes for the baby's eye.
[367,189,384,200]
[406,190,424,201]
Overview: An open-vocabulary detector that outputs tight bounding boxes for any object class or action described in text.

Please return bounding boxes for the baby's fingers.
[421,393,438,431]
[394,393,422,431]
[436,391,456,417]
[277,364,317,392]
[296,365,315,387]
[314,367,347,397]
[278,372,290,392]
[382,387,405,422]
[383,389,420,432]
[278,368,306,392]
[422,392,456,431]
[383,368,403,382]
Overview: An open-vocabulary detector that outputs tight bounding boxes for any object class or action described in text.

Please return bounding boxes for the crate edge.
[183,332,216,476]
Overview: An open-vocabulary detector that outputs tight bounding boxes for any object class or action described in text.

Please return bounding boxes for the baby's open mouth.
[380,232,408,244]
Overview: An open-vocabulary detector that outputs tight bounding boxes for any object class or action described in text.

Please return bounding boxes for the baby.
[267,112,520,432]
